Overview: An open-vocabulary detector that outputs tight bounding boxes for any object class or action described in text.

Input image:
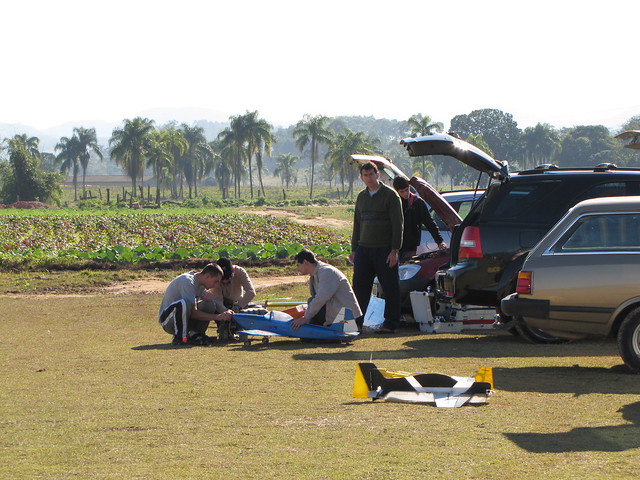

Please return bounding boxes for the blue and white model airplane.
[353,362,494,408]
[233,309,359,346]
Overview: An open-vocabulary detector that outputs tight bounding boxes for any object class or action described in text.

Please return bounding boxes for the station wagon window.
[551,213,640,253]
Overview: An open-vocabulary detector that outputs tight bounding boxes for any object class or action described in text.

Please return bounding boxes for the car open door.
[348,154,407,184]
[400,133,510,181]
[409,176,461,233]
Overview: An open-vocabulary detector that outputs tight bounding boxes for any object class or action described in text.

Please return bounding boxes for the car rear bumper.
[437,262,499,306]
[500,293,550,318]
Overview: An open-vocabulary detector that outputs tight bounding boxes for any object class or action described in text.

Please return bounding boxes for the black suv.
[401,133,640,341]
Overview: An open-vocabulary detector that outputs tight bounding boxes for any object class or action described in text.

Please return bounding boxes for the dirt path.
[101,274,307,296]
[244,208,351,230]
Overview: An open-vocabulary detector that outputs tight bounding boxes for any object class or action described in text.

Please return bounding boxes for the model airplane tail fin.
[352,363,407,398]
[329,308,358,333]
[353,362,381,398]
[474,366,494,390]
[329,321,346,333]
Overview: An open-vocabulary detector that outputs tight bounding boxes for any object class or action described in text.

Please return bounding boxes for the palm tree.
[210,138,234,199]
[242,111,275,198]
[522,123,561,170]
[293,114,333,199]
[180,124,213,198]
[148,128,188,201]
[407,114,444,182]
[273,153,298,189]
[10,134,41,159]
[325,128,380,197]
[74,127,103,198]
[217,117,247,198]
[109,117,155,198]
[55,135,81,201]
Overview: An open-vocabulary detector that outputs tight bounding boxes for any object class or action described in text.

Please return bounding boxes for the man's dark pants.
[352,245,401,330]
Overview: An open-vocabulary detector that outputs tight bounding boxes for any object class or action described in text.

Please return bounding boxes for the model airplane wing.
[353,362,494,408]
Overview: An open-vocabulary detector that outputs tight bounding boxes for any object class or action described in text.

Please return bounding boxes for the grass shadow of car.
[505,401,640,453]
[293,332,619,362]
[493,365,640,395]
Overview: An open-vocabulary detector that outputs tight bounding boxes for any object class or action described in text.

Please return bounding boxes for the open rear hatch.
[400,133,510,181]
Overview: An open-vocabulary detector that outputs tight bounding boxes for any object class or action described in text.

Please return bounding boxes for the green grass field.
[2,280,639,479]
[2,191,640,479]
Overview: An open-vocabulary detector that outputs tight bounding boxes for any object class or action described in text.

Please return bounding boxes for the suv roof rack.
[517,165,640,175]
[594,163,617,171]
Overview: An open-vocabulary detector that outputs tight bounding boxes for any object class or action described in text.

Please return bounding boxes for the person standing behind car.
[347,162,403,334]
[392,176,447,262]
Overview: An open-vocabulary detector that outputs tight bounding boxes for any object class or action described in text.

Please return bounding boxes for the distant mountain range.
[0,107,238,152]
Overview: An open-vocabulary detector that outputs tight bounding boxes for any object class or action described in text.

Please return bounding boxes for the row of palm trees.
[100,111,385,201]
[4,112,439,203]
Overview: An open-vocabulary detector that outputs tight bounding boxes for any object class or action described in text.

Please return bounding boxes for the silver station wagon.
[501,196,640,372]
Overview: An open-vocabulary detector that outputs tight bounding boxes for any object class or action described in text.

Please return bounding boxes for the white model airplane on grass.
[353,362,494,408]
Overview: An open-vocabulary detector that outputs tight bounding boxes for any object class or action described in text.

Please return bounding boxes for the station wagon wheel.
[514,316,568,344]
[617,307,640,373]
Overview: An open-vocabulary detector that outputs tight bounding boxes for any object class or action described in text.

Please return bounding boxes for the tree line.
[1,108,639,205]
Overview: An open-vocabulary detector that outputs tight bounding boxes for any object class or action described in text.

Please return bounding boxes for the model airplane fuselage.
[233,310,359,346]
[353,362,494,408]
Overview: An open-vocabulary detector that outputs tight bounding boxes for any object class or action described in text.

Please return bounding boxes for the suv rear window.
[482,179,640,225]
[576,182,640,203]
[482,181,566,223]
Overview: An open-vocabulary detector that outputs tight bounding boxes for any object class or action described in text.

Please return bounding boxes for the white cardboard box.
[410,291,463,333]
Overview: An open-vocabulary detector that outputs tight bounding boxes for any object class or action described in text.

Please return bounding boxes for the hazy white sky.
[2,0,639,131]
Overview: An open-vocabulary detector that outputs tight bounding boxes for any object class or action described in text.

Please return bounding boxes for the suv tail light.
[458,226,483,259]
[516,271,532,294]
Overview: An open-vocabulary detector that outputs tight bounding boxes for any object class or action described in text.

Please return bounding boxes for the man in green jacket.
[348,162,403,333]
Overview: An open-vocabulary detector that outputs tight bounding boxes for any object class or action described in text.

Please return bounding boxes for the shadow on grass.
[293,331,619,361]
[493,365,640,394]
[132,343,201,350]
[225,339,357,352]
[505,401,640,452]
[132,339,357,351]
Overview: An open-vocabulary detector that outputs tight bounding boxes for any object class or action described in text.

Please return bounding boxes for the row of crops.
[0,213,351,263]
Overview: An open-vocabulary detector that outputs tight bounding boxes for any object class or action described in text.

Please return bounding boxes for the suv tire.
[617,307,640,373]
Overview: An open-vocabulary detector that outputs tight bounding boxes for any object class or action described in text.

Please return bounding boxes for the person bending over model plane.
[291,249,363,331]
[215,257,256,310]
[158,263,233,346]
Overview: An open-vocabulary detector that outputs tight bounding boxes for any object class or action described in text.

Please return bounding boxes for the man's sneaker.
[171,335,186,346]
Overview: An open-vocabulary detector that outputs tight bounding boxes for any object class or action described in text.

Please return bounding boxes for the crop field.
[0,212,350,264]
